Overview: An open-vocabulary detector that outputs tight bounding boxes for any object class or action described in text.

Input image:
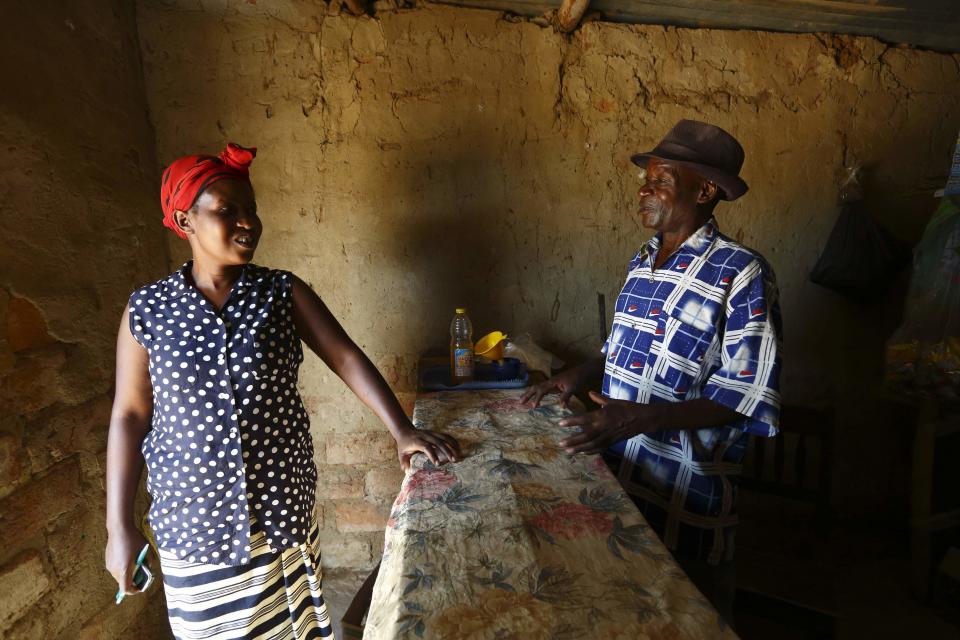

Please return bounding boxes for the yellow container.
[474,331,507,361]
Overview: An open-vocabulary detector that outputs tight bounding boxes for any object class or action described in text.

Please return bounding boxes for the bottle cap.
[455,307,466,314]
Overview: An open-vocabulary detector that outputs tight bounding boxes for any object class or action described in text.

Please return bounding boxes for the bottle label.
[453,348,474,377]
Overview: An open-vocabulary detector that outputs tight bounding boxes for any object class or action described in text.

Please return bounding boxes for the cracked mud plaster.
[138,0,959,536]
[139,2,959,343]
[1,0,173,636]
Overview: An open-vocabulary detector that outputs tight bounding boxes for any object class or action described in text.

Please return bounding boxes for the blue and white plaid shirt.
[602,218,782,565]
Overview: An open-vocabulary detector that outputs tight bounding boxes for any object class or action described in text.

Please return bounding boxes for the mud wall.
[134,0,960,569]
[0,2,171,636]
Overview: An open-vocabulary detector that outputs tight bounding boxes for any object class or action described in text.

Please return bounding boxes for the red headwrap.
[160,143,257,239]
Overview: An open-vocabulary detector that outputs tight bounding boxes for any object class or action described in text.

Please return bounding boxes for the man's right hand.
[105,524,149,597]
[520,367,586,409]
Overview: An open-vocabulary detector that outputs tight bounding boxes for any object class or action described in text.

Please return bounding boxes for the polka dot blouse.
[128,262,317,566]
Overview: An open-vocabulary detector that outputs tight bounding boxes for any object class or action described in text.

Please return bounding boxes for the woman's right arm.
[104,306,154,596]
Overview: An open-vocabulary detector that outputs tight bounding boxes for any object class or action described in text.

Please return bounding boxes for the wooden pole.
[557,0,590,33]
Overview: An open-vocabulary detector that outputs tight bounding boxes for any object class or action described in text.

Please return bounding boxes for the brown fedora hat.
[631,119,748,201]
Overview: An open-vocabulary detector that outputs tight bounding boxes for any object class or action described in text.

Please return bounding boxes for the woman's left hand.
[395,428,462,471]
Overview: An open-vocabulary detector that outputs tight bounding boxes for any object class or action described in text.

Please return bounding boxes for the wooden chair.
[905,399,960,600]
[734,405,838,638]
[341,562,380,639]
[738,404,835,527]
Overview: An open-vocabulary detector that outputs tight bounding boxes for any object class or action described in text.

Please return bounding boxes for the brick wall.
[0,1,171,636]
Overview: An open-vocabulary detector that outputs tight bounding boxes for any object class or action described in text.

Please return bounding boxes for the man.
[521,119,782,621]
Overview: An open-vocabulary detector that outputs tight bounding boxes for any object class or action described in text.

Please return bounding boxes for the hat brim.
[631,152,748,201]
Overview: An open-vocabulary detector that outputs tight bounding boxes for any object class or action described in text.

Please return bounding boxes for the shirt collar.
[170,262,193,300]
[170,261,253,303]
[640,217,719,263]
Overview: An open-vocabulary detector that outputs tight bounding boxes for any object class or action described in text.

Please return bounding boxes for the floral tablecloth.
[364,389,737,639]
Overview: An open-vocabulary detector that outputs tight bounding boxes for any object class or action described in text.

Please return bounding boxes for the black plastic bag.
[810,168,909,303]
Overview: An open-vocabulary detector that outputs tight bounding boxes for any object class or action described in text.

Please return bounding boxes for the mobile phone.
[132,562,154,591]
[115,544,153,604]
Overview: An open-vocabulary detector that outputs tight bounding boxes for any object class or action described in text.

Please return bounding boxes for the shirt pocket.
[243,318,289,382]
[666,304,718,357]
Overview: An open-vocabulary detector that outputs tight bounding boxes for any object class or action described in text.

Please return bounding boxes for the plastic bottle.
[450,308,475,384]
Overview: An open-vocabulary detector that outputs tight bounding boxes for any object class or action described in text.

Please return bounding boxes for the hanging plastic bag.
[894,196,960,342]
[809,166,910,303]
[885,196,960,400]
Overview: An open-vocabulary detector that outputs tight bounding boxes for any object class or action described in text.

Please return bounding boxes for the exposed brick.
[313,503,325,530]
[41,554,116,638]
[46,506,106,580]
[312,435,327,465]
[0,433,25,499]
[0,457,81,564]
[0,289,10,372]
[334,499,391,533]
[371,534,386,560]
[315,531,373,569]
[326,432,397,465]
[315,464,365,500]
[0,551,50,632]
[0,345,68,414]
[112,585,173,640]
[299,385,387,435]
[78,616,103,640]
[78,588,168,640]
[5,613,44,640]
[6,296,56,353]
[299,392,341,421]
[0,288,5,309]
[0,349,13,381]
[24,394,111,474]
[364,465,405,499]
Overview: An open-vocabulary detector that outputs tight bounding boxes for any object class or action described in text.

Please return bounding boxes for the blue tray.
[419,357,529,391]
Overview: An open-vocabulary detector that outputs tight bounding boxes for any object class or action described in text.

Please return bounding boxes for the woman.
[105,143,460,639]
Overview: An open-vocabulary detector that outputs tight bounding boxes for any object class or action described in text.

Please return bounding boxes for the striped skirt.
[157,519,334,640]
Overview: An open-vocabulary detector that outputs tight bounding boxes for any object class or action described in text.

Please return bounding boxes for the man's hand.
[395,427,462,471]
[520,368,585,409]
[557,391,662,455]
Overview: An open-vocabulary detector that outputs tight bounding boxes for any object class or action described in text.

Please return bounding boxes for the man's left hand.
[557,391,660,455]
